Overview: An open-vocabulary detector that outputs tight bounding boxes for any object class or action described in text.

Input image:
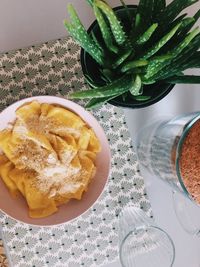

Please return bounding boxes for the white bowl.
[0,96,111,226]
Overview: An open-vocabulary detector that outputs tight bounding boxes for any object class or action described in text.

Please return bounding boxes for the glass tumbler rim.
[176,113,200,204]
[119,225,175,267]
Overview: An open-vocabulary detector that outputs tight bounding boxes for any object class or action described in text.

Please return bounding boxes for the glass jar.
[136,112,200,203]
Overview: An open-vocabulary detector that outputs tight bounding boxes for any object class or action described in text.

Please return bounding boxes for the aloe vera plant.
[64,0,200,109]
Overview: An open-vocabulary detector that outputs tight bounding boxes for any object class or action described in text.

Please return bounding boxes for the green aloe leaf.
[129,13,141,42]
[101,68,114,82]
[165,75,200,84]
[182,52,200,68]
[177,57,200,70]
[86,93,121,109]
[194,9,200,21]
[153,0,166,17]
[155,13,187,47]
[134,95,151,101]
[141,22,182,59]
[179,17,195,32]
[67,4,87,28]
[129,75,142,96]
[137,0,154,28]
[170,27,200,57]
[112,50,132,68]
[95,0,127,45]
[121,59,148,73]
[142,79,155,85]
[169,17,197,47]
[64,4,104,65]
[169,13,188,28]
[158,13,199,54]
[135,13,141,29]
[155,34,200,80]
[155,55,200,81]
[91,31,103,52]
[174,10,200,42]
[158,0,198,27]
[144,55,173,80]
[86,0,94,6]
[119,0,132,24]
[84,74,100,88]
[93,4,119,53]
[70,75,132,99]
[136,23,158,45]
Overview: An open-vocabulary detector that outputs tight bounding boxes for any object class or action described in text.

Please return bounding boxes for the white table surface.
[1,1,200,266]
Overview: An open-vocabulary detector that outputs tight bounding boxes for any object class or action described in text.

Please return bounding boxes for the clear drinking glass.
[136,112,200,201]
[172,191,200,235]
[118,206,175,267]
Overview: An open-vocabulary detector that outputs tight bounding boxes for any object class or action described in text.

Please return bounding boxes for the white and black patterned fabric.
[0,37,152,267]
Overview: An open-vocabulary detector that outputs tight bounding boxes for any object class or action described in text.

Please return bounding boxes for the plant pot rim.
[80,4,175,109]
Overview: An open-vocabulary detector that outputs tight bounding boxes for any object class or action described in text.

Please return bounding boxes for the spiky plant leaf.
[91,31,103,52]
[153,0,166,17]
[154,34,200,80]
[70,75,132,98]
[95,0,127,45]
[194,9,200,21]
[64,4,104,65]
[158,0,198,27]
[119,0,132,24]
[172,55,200,71]
[135,13,141,29]
[144,55,173,80]
[155,54,200,81]
[136,0,154,29]
[86,93,121,109]
[170,27,200,57]
[141,22,182,59]
[129,75,142,96]
[175,11,200,41]
[136,23,158,45]
[166,75,200,84]
[101,68,114,81]
[158,12,199,54]
[129,13,141,41]
[64,0,200,108]
[155,13,187,44]
[169,13,188,28]
[84,74,99,88]
[121,60,148,73]
[93,4,118,53]
[134,95,151,101]
[144,23,199,80]
[112,50,132,68]
[181,52,200,68]
[166,17,197,49]
[86,0,94,6]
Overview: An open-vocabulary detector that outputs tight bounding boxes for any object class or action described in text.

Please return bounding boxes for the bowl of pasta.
[0,96,111,226]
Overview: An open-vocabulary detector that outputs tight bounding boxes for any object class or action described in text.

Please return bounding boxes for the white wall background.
[0,0,199,53]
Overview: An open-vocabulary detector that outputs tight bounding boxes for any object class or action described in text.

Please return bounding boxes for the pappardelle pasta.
[0,101,101,218]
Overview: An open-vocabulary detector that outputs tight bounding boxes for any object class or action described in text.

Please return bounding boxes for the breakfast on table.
[1,0,200,265]
[0,101,101,218]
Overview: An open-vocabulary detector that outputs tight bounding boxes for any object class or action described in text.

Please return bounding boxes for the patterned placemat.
[0,36,152,267]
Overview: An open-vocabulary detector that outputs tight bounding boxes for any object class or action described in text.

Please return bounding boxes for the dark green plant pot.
[80,5,174,109]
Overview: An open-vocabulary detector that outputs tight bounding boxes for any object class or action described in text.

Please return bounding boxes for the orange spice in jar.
[179,119,200,204]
